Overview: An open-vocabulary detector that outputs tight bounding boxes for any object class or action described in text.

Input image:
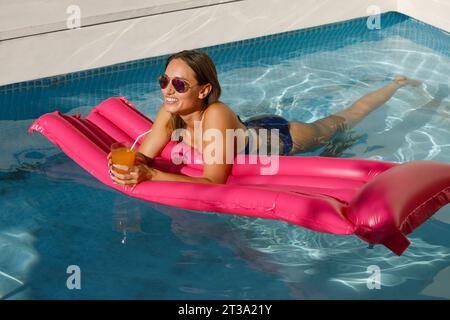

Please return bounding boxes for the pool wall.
[0,0,448,86]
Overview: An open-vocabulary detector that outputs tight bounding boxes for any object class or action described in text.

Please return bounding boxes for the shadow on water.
[107,195,450,299]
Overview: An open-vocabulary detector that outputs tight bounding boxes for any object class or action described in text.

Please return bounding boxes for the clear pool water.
[1,12,449,299]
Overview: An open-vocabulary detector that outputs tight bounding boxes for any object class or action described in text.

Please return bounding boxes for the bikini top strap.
[200,109,206,123]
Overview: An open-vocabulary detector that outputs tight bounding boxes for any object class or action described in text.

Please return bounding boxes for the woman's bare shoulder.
[202,102,243,132]
[204,101,236,119]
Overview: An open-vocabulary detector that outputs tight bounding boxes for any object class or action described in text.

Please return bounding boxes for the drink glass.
[111,142,136,174]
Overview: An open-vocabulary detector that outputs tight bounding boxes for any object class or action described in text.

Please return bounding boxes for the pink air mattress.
[29,96,450,255]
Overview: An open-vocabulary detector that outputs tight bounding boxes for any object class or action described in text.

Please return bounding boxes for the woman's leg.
[288,76,421,154]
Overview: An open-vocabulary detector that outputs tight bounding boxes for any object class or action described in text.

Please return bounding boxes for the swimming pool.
[1,12,449,299]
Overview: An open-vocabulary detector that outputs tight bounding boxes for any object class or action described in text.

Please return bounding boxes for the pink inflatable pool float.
[29,96,450,255]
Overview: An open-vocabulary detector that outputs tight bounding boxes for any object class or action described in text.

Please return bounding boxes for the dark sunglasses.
[158,74,197,93]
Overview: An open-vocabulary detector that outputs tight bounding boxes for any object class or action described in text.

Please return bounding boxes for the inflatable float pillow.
[29,96,450,255]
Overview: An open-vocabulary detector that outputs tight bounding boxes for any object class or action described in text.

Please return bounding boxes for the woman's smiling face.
[162,58,206,115]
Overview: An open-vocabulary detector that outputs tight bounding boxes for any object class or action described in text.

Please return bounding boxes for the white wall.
[397,0,450,32]
[0,0,447,86]
[0,0,233,40]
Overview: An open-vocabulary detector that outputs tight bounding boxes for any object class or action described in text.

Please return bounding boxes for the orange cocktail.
[111,142,136,174]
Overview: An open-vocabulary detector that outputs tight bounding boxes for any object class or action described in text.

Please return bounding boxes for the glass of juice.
[111,142,136,174]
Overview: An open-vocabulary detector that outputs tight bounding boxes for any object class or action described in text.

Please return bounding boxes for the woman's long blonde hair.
[164,50,221,131]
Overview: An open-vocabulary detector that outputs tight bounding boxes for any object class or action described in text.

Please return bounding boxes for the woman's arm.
[153,103,235,184]
[137,104,173,162]
[198,103,234,184]
[151,169,218,184]
[109,104,171,183]
[110,103,236,185]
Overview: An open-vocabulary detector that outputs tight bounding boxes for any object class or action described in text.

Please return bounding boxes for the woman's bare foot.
[394,75,422,87]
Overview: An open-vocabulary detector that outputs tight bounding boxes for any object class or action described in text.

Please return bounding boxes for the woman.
[109,50,420,185]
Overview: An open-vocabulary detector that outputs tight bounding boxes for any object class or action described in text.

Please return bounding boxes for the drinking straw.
[130,128,152,151]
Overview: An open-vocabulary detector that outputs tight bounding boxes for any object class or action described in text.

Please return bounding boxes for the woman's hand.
[107,152,154,187]
[111,163,154,186]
